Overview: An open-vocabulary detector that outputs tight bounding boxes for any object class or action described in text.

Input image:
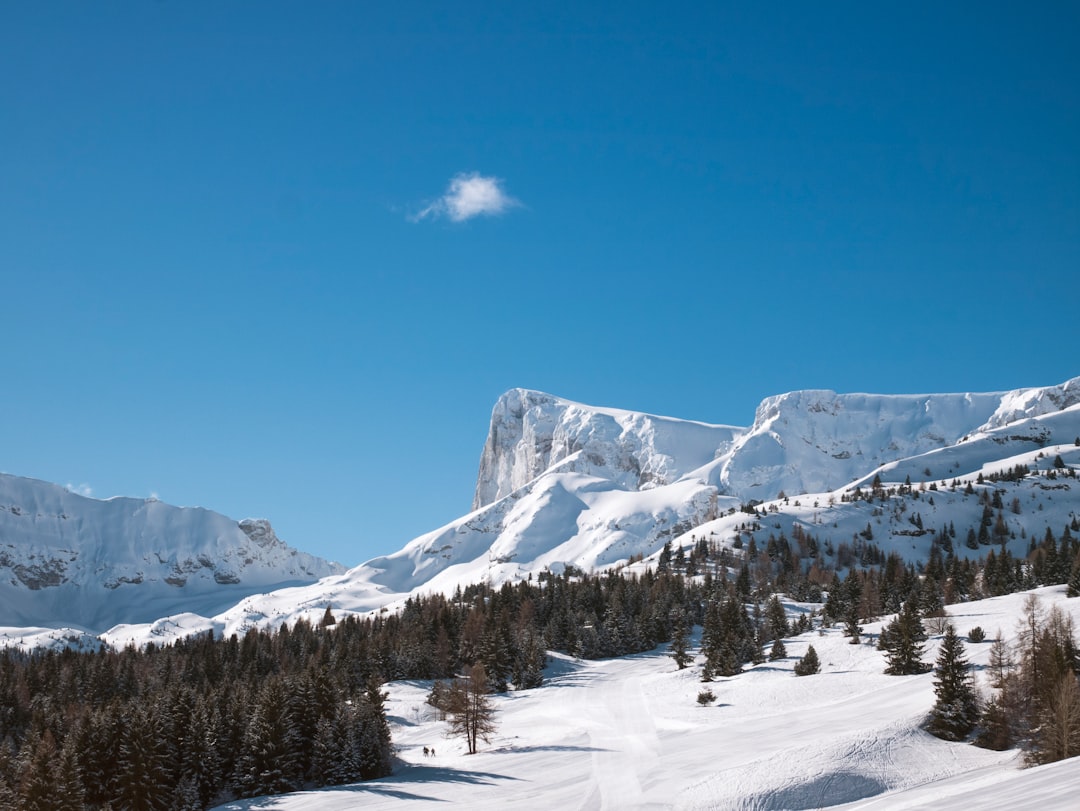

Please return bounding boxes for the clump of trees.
[973,595,1080,763]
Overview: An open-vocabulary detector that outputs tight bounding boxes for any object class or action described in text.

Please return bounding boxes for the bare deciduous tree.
[444,663,498,755]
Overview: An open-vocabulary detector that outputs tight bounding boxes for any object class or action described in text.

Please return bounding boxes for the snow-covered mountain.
[5,377,1079,649]
[0,473,344,640]
[83,377,1080,649]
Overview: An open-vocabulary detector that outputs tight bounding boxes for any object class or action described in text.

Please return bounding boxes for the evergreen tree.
[882,601,929,675]
[765,595,789,640]
[513,630,547,689]
[769,637,787,661]
[356,680,394,779]
[234,678,302,798]
[700,601,723,681]
[794,645,820,676]
[928,624,978,741]
[669,610,693,670]
[115,705,171,811]
[1067,558,1080,598]
[16,730,60,811]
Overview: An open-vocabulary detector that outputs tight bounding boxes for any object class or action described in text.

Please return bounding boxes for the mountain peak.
[472,389,742,510]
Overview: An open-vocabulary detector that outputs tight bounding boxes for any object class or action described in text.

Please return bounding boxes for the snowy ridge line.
[3,377,1079,650]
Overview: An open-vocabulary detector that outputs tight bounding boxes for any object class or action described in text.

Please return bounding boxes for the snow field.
[213,586,1080,811]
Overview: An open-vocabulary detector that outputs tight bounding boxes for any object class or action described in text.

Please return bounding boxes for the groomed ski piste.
[213,585,1079,810]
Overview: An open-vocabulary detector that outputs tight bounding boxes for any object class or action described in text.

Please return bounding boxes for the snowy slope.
[95,378,1080,649]
[211,586,1080,811]
[0,472,344,637]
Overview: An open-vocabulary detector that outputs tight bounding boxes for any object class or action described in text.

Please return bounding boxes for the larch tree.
[445,663,498,755]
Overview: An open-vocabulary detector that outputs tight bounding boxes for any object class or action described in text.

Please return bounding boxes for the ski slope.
[212,586,1080,811]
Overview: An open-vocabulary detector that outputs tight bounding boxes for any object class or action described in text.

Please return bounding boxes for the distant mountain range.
[0,475,344,649]
[2,377,1078,649]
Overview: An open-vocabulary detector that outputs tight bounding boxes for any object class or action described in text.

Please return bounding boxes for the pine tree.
[928,624,978,741]
[513,630,547,689]
[356,679,394,779]
[1067,558,1080,598]
[669,610,693,670]
[115,704,171,811]
[882,601,929,675]
[16,729,60,811]
[769,637,787,661]
[794,645,820,676]
[234,677,302,797]
[765,595,789,640]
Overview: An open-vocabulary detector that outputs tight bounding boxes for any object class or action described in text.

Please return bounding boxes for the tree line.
[1,507,1079,807]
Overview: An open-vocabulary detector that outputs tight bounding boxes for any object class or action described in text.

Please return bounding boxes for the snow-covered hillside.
[0,472,344,640]
[6,377,1080,650]
[212,586,1080,811]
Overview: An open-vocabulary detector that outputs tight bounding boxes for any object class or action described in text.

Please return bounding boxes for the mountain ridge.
[3,377,1078,649]
[0,472,345,637]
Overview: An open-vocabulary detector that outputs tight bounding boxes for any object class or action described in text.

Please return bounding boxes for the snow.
[212,586,1080,811]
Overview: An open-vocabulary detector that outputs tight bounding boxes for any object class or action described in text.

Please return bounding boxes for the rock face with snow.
[713,388,1007,500]
[979,377,1080,431]
[0,473,344,634]
[472,388,741,509]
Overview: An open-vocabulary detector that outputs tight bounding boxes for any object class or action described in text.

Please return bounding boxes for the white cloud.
[66,482,93,497]
[412,172,521,222]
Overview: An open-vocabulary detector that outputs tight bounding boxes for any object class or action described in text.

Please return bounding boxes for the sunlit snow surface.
[213,587,1079,811]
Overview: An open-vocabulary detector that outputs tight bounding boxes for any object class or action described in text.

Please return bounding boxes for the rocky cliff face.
[472,389,742,509]
[979,376,1080,431]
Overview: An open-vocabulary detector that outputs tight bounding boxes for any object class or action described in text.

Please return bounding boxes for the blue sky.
[2,2,1077,567]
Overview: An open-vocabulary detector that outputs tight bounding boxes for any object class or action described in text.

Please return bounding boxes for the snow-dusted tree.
[234,678,302,798]
[1068,559,1080,598]
[513,630,548,689]
[765,595,789,641]
[794,645,820,676]
[115,705,171,811]
[16,729,60,811]
[928,624,978,741]
[769,637,787,661]
[669,609,692,670]
[445,664,498,755]
[882,601,929,675]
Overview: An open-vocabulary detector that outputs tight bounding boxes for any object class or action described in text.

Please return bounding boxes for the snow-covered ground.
[212,586,1080,811]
